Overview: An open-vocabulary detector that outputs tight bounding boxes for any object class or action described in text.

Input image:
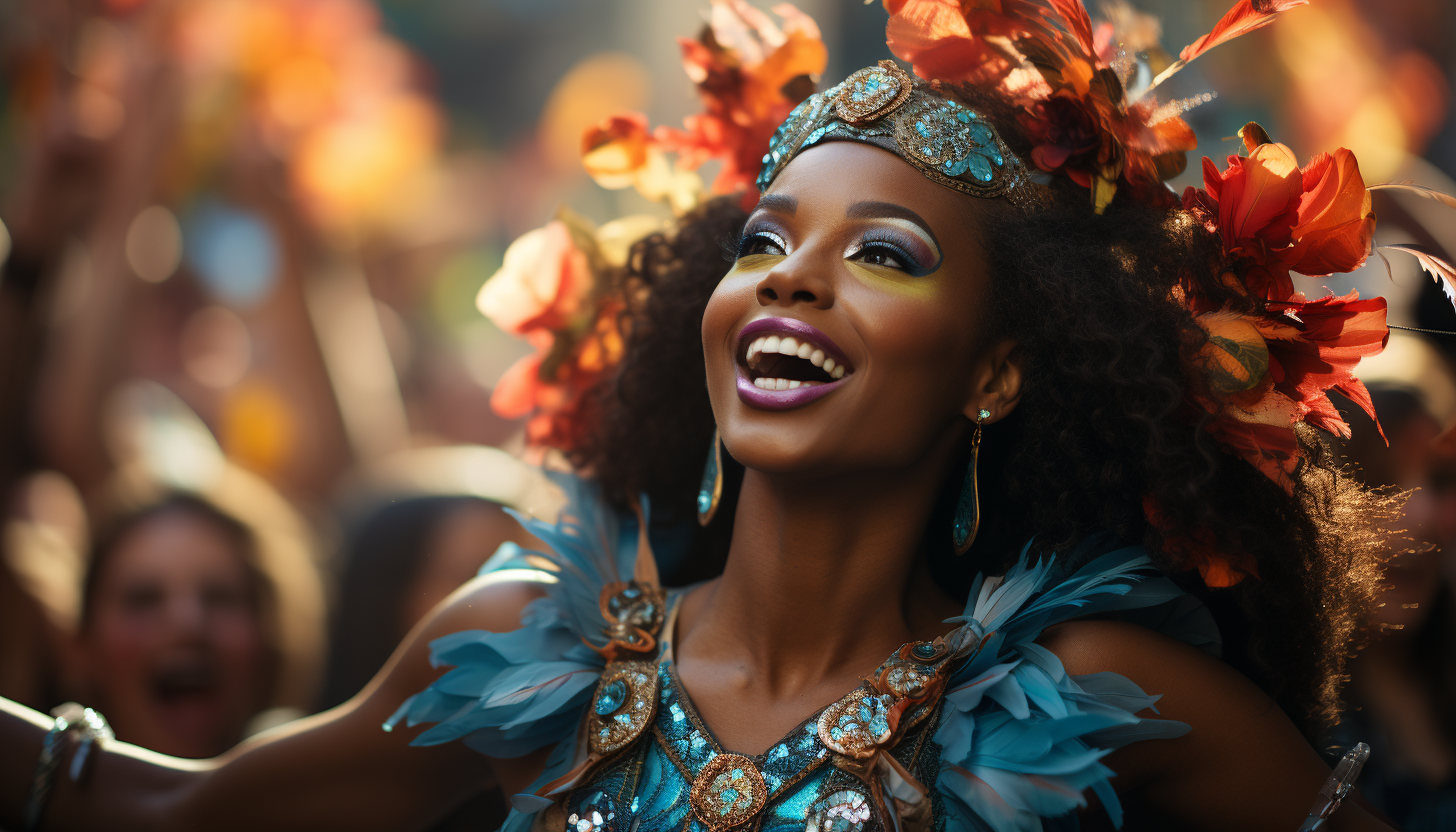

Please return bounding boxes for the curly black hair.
[566,91,1392,740]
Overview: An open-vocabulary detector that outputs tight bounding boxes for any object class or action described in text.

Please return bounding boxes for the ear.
[962,338,1022,423]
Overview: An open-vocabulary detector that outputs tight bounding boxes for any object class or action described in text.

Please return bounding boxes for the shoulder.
[415,571,553,641]
[1036,620,1367,830]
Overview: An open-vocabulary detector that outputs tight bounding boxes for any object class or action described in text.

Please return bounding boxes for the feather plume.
[1368,182,1456,211]
[1149,0,1308,91]
[1381,243,1456,307]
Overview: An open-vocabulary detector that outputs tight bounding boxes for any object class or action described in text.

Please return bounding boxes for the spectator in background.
[78,494,274,759]
[1335,337,1456,831]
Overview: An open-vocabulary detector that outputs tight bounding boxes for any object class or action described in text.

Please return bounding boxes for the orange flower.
[1183,127,1375,299]
[581,114,656,190]
[654,0,826,199]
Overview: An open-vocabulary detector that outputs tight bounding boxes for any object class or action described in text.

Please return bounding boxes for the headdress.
[756,61,1038,206]
[477,0,1455,587]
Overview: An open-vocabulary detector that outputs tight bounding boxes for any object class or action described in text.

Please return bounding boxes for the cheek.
[209,611,265,663]
[843,271,980,394]
[701,269,761,370]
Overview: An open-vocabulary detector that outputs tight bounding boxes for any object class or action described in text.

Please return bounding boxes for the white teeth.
[746,337,763,367]
[742,330,853,380]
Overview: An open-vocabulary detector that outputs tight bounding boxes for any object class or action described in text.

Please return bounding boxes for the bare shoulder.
[1039,618,1272,714]
[1037,620,1391,831]
[415,571,554,640]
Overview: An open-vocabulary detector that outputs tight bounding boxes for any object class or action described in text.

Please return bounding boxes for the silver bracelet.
[1298,742,1370,832]
[21,702,113,831]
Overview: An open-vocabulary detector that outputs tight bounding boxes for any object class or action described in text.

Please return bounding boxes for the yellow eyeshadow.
[728,253,784,273]
[844,261,938,298]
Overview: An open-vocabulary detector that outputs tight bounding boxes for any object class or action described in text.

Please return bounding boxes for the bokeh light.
[184,201,281,308]
[124,206,184,284]
[180,305,253,389]
[0,218,11,267]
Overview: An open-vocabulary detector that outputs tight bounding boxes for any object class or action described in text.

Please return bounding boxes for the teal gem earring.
[697,429,723,526]
[953,409,990,555]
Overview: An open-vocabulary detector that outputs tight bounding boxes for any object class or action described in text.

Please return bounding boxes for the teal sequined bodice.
[562,649,943,832]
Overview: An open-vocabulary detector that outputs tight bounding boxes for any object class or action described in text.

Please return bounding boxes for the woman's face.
[81,509,268,758]
[702,141,1018,478]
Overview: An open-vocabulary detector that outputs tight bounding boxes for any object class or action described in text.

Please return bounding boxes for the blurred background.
[0,0,1452,828]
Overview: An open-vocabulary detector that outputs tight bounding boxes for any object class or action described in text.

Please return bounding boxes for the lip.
[734,316,854,411]
[737,317,852,369]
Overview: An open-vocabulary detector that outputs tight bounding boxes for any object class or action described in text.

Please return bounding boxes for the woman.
[0,1,1439,829]
[78,494,276,760]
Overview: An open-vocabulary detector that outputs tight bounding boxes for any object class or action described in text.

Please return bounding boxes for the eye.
[737,229,787,259]
[851,242,912,271]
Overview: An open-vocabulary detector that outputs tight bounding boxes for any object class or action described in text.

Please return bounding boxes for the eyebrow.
[845,201,940,248]
[753,194,798,215]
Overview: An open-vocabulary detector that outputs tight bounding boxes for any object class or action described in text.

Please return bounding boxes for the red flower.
[1188,293,1387,492]
[1183,130,1375,300]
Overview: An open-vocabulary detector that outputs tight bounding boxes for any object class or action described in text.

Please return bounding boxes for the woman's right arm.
[0,576,550,832]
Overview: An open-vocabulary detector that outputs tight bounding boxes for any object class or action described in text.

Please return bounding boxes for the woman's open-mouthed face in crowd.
[80,506,270,758]
[701,141,1021,479]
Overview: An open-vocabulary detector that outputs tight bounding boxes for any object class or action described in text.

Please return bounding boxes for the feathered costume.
[387,475,1214,832]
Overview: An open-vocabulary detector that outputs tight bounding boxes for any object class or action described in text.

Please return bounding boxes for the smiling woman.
[0,2,1443,831]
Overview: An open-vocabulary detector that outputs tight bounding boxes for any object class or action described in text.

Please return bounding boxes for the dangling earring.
[953,409,990,555]
[697,429,723,526]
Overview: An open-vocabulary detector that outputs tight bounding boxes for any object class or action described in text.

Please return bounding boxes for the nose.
[755,246,835,310]
[167,592,208,640]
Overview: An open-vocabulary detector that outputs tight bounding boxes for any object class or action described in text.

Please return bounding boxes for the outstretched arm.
[1042,620,1394,832]
[0,577,550,832]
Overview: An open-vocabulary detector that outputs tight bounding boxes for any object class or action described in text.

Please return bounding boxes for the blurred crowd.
[0,0,1452,828]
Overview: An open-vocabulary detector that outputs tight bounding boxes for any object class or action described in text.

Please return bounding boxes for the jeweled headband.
[756,61,1038,206]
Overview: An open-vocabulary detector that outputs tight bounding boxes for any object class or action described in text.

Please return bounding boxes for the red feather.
[1149,0,1308,90]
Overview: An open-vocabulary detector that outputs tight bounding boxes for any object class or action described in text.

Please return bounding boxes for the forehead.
[760,141,984,232]
[103,510,249,584]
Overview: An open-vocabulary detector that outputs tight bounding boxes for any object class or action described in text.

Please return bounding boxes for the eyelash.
[732,228,936,276]
[848,238,932,276]
[735,229,787,258]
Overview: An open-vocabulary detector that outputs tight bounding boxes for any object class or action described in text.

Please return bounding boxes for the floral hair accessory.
[755,60,1040,206]
[882,0,1311,213]
[581,0,827,212]
[476,211,665,454]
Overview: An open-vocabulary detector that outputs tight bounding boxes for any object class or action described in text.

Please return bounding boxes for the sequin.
[757,62,1031,205]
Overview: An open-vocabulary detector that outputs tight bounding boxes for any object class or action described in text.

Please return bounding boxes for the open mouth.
[733,318,855,409]
[150,659,220,707]
[742,333,850,389]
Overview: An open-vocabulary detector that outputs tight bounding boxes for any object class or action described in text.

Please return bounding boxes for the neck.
[680,442,964,696]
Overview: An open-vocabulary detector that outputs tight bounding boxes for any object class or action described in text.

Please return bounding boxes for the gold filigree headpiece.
[756,61,1038,206]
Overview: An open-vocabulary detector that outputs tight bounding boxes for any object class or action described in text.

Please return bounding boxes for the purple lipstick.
[735,317,855,411]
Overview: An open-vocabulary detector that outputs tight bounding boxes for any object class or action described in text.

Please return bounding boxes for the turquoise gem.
[594,679,627,716]
[913,642,939,660]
